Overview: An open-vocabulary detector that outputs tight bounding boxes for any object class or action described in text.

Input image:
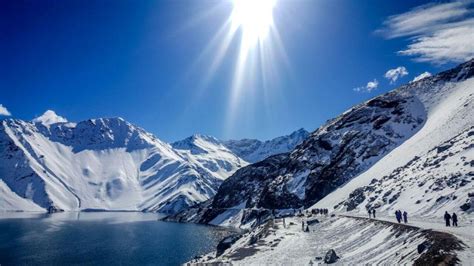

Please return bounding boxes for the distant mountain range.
[167,59,474,228]
[223,128,309,163]
[0,113,308,213]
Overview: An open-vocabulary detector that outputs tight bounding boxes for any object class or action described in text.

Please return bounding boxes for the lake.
[0,212,232,265]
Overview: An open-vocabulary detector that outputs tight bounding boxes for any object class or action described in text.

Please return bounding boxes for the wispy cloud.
[0,104,11,116]
[354,79,379,93]
[378,1,474,64]
[384,66,408,83]
[412,71,432,82]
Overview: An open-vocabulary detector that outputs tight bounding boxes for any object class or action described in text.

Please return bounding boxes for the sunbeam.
[183,0,286,137]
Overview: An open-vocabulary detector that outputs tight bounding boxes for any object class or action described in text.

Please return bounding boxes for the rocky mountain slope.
[315,59,474,219]
[168,59,474,227]
[223,128,310,163]
[0,113,306,213]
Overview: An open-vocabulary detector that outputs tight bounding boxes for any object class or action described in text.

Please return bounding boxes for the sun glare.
[188,0,286,137]
[231,0,276,45]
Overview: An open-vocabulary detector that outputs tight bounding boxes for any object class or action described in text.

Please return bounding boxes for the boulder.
[324,249,340,264]
[417,241,431,254]
[460,203,471,211]
[47,206,64,214]
[216,234,241,257]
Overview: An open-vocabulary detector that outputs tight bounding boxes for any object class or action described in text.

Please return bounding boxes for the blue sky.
[1,0,473,142]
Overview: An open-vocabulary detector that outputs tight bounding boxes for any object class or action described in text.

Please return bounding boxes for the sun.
[231,0,276,45]
[188,0,284,136]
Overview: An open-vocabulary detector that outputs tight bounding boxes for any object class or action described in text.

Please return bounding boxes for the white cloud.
[398,20,474,63]
[33,110,68,126]
[384,66,409,83]
[354,79,379,93]
[0,104,11,116]
[378,1,474,64]
[412,71,432,82]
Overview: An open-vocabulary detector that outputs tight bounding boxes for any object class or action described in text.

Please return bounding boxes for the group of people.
[395,210,408,223]
[311,208,329,215]
[444,211,458,227]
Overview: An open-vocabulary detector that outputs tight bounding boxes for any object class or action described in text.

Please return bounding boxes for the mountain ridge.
[0,115,307,213]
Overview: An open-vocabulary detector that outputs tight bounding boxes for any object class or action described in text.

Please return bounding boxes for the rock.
[345,187,366,211]
[47,206,64,214]
[324,249,340,264]
[307,219,320,225]
[417,241,431,254]
[248,235,258,245]
[460,203,471,211]
[216,234,241,257]
[436,144,452,153]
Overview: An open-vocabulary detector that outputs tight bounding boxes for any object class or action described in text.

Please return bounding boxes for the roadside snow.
[193,215,431,265]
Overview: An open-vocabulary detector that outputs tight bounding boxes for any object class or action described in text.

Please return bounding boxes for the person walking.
[368,209,372,218]
[403,211,408,223]
[452,212,458,227]
[395,210,400,223]
[444,211,451,227]
[302,220,305,231]
[372,209,376,219]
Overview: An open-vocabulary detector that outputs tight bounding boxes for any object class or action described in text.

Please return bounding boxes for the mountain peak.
[289,128,309,137]
[32,110,68,126]
[172,134,222,154]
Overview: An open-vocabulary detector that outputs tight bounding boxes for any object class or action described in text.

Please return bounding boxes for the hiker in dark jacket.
[395,210,400,223]
[403,211,408,223]
[452,213,458,227]
[444,211,451,227]
[368,209,372,218]
[372,209,376,219]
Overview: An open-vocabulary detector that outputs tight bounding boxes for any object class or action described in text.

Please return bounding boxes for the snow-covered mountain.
[168,59,474,227]
[315,59,474,218]
[0,116,246,213]
[32,110,68,126]
[223,128,309,163]
[0,112,308,213]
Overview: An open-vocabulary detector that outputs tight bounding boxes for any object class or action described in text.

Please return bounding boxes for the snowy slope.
[0,180,44,211]
[0,116,245,213]
[32,110,68,126]
[223,128,309,163]
[191,215,465,265]
[315,60,474,219]
[172,134,248,181]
